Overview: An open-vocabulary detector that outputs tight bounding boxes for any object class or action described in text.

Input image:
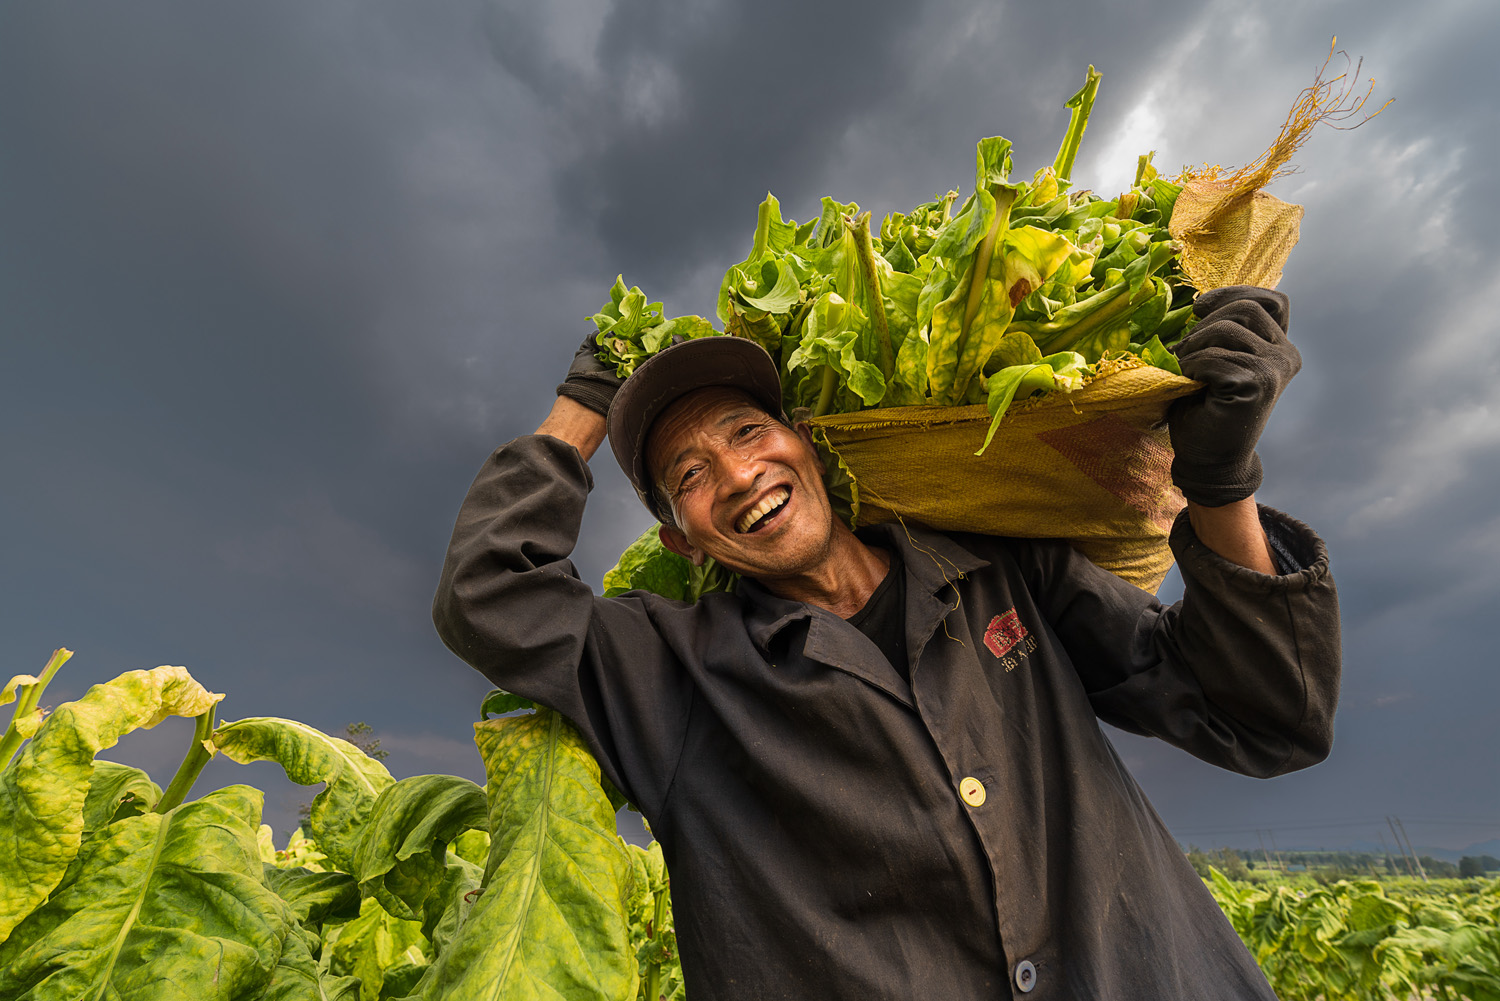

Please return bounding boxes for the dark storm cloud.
[3,0,1498,845]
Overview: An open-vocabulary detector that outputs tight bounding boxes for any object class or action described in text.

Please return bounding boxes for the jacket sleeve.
[431,434,693,816]
[1010,506,1341,777]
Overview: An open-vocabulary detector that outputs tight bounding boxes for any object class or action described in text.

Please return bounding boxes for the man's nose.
[720,450,764,491]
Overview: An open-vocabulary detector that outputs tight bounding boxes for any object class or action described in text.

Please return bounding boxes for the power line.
[1171,817,1500,837]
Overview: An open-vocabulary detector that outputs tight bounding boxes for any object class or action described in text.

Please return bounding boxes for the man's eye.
[735,423,760,439]
[678,467,701,489]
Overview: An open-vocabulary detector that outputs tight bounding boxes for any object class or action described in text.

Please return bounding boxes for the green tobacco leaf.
[0,664,221,943]
[1,673,40,709]
[975,364,1056,456]
[261,864,361,928]
[811,426,860,529]
[928,182,1021,405]
[884,234,918,273]
[602,525,738,603]
[259,923,363,1001]
[328,896,431,1001]
[480,690,534,718]
[352,775,488,922]
[211,717,395,874]
[990,330,1045,370]
[916,260,956,335]
[882,310,927,407]
[730,257,802,313]
[417,856,483,958]
[643,314,716,353]
[951,225,1076,401]
[0,785,290,1001]
[1138,334,1182,376]
[81,760,161,833]
[451,827,490,867]
[414,711,638,1001]
[975,351,1089,456]
[973,136,1014,192]
[928,187,995,262]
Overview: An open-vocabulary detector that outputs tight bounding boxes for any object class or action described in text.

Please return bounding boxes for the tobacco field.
[4,650,1497,1000]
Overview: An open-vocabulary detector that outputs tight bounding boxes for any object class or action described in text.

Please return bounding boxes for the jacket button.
[1014,959,1036,992]
[958,776,986,807]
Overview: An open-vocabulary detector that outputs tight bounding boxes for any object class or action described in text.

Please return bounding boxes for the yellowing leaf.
[415,710,637,1001]
[351,774,488,922]
[211,717,395,873]
[0,786,290,1001]
[0,664,221,943]
[1,674,40,706]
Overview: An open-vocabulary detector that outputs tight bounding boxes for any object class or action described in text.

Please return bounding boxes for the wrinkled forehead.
[645,386,771,482]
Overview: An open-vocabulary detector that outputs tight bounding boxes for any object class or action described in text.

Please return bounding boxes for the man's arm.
[537,396,607,461]
[1011,503,1338,778]
[1167,285,1303,576]
[1185,496,1276,574]
[1014,286,1339,776]
[431,334,692,818]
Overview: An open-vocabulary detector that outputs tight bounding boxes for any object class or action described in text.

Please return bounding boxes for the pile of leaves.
[0,649,682,1001]
[590,66,1192,458]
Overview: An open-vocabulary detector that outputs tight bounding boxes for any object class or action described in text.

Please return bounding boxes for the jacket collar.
[735,523,989,699]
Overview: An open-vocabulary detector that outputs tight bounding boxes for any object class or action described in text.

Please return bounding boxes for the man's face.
[647,387,836,581]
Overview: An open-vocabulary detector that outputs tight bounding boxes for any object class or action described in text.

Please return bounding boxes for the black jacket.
[433,434,1342,1000]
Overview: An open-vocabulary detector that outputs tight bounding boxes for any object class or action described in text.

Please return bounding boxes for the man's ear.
[794,421,826,474]
[659,524,706,567]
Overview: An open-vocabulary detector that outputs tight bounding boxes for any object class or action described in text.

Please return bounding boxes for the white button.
[959,776,986,807]
[1015,959,1037,992]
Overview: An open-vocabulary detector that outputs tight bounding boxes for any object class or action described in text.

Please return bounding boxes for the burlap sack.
[811,365,1200,591]
[1171,182,1304,292]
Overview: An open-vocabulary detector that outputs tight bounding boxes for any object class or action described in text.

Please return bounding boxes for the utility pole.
[1376,831,1397,876]
[1394,816,1428,882]
[1268,829,1288,873]
[1386,817,1417,878]
[1256,830,1276,873]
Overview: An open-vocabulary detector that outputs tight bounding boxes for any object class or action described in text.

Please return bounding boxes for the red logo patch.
[983,609,1029,658]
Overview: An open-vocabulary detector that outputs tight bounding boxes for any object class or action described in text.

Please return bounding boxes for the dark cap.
[606,336,785,522]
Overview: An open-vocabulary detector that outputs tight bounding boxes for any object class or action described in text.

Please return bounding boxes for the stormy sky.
[3,0,1497,855]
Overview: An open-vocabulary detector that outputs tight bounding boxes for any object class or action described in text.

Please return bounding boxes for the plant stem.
[939,189,958,223]
[0,648,73,770]
[750,194,775,261]
[0,723,27,774]
[1053,65,1102,183]
[849,211,894,382]
[154,708,217,813]
[15,647,72,718]
[643,876,672,1001]
[813,365,839,418]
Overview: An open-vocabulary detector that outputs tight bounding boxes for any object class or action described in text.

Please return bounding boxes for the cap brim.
[606,337,785,522]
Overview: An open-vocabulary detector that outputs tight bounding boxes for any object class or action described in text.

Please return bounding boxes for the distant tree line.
[1182,845,1500,881]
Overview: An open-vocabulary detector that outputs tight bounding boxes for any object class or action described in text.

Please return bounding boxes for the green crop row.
[0,652,682,1001]
[1207,868,1500,1000]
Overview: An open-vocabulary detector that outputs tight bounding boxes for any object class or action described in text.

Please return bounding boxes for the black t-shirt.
[846,549,909,681]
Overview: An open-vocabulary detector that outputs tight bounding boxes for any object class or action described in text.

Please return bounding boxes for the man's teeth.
[737,488,790,533]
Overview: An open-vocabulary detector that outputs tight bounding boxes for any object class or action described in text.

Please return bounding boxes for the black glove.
[1167,285,1301,507]
[555,330,624,417]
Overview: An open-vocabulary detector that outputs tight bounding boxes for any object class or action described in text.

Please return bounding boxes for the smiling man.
[433,286,1342,1000]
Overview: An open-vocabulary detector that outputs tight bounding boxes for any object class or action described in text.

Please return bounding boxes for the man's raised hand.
[556,329,625,417]
[1168,286,1301,508]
